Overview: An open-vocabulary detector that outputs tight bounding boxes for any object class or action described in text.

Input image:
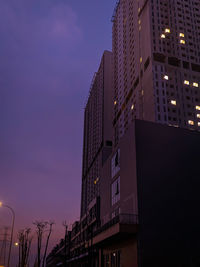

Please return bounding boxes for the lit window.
[131,104,134,110]
[179,33,185,37]
[171,100,176,105]
[180,39,185,44]
[164,75,169,80]
[184,80,190,85]
[94,177,99,185]
[114,101,117,105]
[138,19,141,25]
[165,28,170,33]
[193,82,199,87]
[198,122,200,127]
[188,120,194,125]
[140,57,142,63]
[196,106,200,110]
[161,34,166,39]
[197,114,200,118]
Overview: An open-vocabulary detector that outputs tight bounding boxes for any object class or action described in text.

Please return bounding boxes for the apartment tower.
[112,0,200,144]
[80,51,113,218]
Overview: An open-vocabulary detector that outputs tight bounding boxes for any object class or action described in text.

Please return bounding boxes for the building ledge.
[92,214,138,245]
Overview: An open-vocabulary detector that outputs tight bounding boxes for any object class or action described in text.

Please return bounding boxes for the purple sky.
[0,0,116,263]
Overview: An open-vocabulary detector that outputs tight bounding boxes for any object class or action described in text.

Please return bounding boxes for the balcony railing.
[94,213,138,237]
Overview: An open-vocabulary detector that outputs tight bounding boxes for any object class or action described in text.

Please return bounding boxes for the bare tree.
[17,228,33,267]
[33,221,48,267]
[42,221,55,267]
[62,221,68,267]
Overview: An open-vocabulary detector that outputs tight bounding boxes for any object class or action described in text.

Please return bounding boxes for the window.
[196,106,200,110]
[112,177,120,206]
[188,120,194,125]
[184,80,190,85]
[111,149,120,178]
[111,251,121,267]
[165,28,170,33]
[171,100,177,105]
[193,82,199,87]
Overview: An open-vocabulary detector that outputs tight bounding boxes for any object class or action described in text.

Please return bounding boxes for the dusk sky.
[0,0,116,263]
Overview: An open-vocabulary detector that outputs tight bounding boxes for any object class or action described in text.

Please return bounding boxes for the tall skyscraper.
[81,50,113,217]
[47,2,200,266]
[112,0,200,144]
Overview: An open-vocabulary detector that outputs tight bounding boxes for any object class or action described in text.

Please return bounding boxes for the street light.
[0,202,15,267]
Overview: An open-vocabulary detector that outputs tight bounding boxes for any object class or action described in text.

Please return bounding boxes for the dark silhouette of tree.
[17,228,33,267]
[42,221,55,267]
[63,221,68,267]
[33,221,48,267]
[33,220,55,267]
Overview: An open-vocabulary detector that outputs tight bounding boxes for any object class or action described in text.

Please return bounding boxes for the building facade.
[113,0,200,145]
[81,50,113,218]
[47,1,200,266]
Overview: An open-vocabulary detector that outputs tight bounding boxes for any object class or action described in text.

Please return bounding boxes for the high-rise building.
[112,0,200,144]
[80,50,113,217]
[47,1,200,266]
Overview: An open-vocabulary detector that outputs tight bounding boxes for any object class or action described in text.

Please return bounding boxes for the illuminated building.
[112,0,200,146]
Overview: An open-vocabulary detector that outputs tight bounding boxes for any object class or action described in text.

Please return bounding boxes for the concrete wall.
[102,237,138,267]
[100,122,138,225]
[136,120,200,267]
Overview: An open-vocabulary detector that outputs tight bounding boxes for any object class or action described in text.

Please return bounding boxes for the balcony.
[92,214,138,245]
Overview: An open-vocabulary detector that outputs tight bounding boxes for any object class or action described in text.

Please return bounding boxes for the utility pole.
[0,227,9,266]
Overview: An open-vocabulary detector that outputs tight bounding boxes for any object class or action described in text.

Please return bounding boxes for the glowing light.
[165,28,170,33]
[180,39,185,44]
[198,122,200,127]
[171,100,176,106]
[179,33,185,37]
[114,101,117,105]
[196,106,200,110]
[184,80,190,85]
[94,177,99,185]
[197,114,200,118]
[193,82,199,87]
[131,104,134,110]
[161,34,166,39]
[140,57,142,63]
[188,120,194,125]
[0,202,2,207]
[14,242,19,246]
[164,75,169,80]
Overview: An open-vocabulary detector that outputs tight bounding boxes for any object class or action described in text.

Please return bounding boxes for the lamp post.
[0,202,15,267]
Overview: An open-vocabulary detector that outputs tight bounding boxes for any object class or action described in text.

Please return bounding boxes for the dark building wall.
[135,120,200,267]
[81,51,113,217]
[100,122,138,225]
